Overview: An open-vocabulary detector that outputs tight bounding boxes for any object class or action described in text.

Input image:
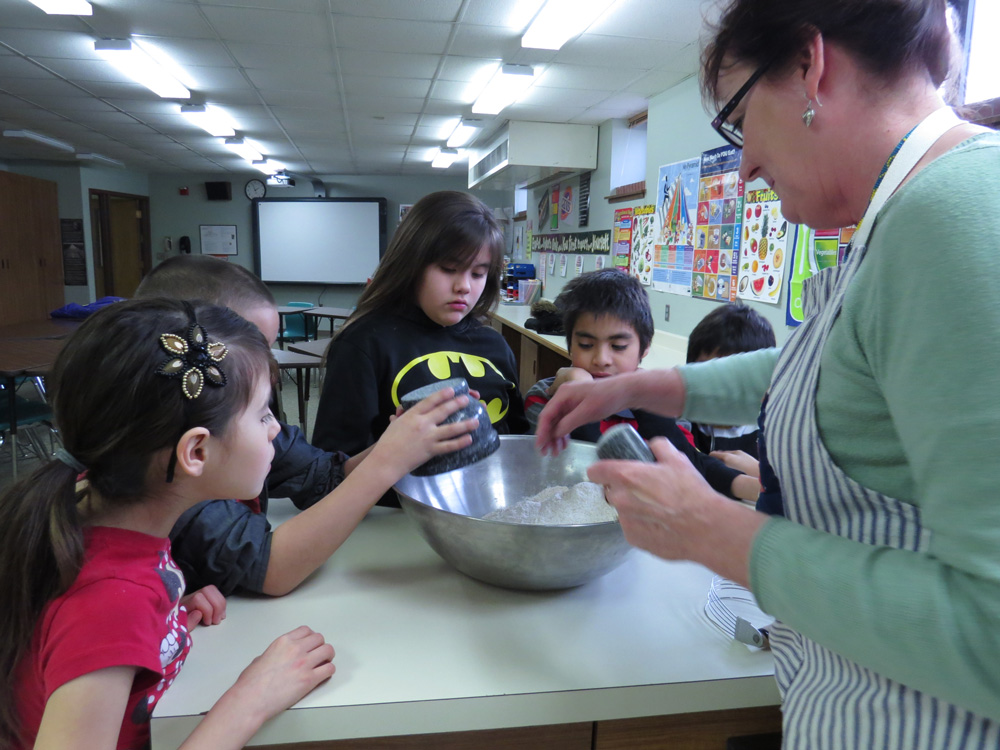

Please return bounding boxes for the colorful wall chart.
[693,145,743,302]
[652,157,699,295]
[613,207,633,272]
[785,225,852,325]
[630,205,655,286]
[736,188,791,305]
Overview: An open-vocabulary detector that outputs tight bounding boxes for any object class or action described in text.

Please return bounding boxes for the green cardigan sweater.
[679,132,1000,721]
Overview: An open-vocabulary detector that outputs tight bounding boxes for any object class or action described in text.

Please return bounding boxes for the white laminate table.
[152,501,778,748]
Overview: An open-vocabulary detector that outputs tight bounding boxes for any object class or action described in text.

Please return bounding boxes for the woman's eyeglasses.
[710,61,771,148]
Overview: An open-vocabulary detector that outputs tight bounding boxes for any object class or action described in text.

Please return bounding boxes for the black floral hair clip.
[157,323,228,399]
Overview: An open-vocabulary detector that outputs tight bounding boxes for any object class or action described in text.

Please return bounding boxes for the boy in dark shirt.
[684,302,776,458]
[524,269,758,502]
[136,255,476,595]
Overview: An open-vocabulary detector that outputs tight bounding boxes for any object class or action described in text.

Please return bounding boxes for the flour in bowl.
[483,481,618,525]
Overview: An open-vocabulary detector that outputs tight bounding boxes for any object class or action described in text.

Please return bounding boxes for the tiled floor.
[0,366,326,495]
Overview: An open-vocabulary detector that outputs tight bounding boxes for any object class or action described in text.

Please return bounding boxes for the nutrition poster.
[785,225,851,325]
[652,157,699,295]
[693,145,743,302]
[613,207,634,272]
[736,188,791,305]
[630,205,655,286]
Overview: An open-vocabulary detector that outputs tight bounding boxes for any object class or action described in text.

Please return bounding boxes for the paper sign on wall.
[692,145,743,302]
[736,188,791,305]
[652,157,699,295]
[630,205,655,286]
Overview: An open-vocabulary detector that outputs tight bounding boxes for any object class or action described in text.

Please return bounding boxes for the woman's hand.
[711,449,760,477]
[374,387,479,474]
[181,585,226,627]
[588,437,766,586]
[536,369,687,455]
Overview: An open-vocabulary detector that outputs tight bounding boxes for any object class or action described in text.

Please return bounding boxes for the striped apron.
[763,110,1000,748]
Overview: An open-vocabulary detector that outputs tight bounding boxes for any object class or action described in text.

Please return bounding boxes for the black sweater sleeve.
[312,336,382,456]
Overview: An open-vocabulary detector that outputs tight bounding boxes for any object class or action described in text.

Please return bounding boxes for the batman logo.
[391,351,510,424]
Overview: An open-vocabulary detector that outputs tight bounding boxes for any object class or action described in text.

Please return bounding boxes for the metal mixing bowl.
[394,435,634,590]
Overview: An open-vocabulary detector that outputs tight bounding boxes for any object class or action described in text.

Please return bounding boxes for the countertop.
[492,302,689,371]
[152,500,778,748]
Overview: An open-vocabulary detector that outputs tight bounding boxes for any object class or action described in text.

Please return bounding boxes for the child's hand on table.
[181,585,226,627]
[710,449,760,478]
[228,625,336,723]
[548,366,593,396]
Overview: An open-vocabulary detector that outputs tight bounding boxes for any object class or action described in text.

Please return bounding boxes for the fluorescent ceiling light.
[224,137,263,162]
[431,148,461,169]
[438,117,461,140]
[472,64,535,115]
[76,152,125,168]
[252,159,286,174]
[181,104,237,137]
[522,0,617,50]
[2,129,75,152]
[27,0,92,14]
[95,38,191,99]
[447,118,483,148]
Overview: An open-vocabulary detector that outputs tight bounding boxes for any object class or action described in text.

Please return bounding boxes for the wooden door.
[0,170,61,324]
[108,196,143,297]
[89,190,152,298]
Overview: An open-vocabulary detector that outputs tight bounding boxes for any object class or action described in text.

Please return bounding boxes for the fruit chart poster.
[693,145,744,302]
[630,205,656,285]
[737,188,791,305]
[652,157,699,295]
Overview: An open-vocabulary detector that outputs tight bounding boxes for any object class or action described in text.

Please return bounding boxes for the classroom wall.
[149,171,509,310]
[521,75,789,346]
[7,161,151,305]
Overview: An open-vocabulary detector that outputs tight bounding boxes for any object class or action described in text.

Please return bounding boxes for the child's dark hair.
[136,255,276,313]
[342,191,505,331]
[0,298,275,748]
[555,269,654,354]
[686,303,776,362]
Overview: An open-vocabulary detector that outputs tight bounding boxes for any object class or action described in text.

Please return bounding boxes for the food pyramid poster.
[693,145,743,302]
[652,157,699,295]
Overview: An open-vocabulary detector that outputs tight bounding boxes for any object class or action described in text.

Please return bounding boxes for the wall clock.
[244,178,266,200]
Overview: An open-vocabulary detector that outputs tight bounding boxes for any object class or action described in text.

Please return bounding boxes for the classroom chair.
[279,301,316,345]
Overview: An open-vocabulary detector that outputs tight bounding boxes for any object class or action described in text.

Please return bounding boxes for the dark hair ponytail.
[0,298,274,748]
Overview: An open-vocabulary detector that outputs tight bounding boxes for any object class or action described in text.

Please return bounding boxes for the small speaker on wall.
[205,181,232,201]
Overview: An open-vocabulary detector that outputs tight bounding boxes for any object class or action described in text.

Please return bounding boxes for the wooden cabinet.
[0,170,63,324]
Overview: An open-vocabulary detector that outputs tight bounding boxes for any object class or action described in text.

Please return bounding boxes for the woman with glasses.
[536,0,1000,747]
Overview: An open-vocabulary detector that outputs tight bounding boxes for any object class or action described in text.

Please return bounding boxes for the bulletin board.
[199,225,238,255]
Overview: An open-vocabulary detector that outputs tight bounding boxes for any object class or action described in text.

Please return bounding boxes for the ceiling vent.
[468,121,598,191]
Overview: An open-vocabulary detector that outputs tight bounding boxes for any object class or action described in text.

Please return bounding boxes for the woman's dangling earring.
[802,99,816,127]
[802,93,822,128]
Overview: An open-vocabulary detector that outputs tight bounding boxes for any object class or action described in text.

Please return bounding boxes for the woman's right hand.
[374,387,479,474]
[234,626,336,723]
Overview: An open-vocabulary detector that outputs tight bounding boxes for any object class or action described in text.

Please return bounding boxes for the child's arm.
[261,388,478,596]
[267,421,350,509]
[34,627,334,750]
[547,366,593,396]
[33,667,136,749]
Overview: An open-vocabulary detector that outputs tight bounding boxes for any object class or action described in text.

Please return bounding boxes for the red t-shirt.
[14,526,191,750]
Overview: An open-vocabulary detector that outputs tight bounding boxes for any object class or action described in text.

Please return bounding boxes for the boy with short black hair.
[525,269,758,502]
[684,302,775,458]
[136,255,477,596]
